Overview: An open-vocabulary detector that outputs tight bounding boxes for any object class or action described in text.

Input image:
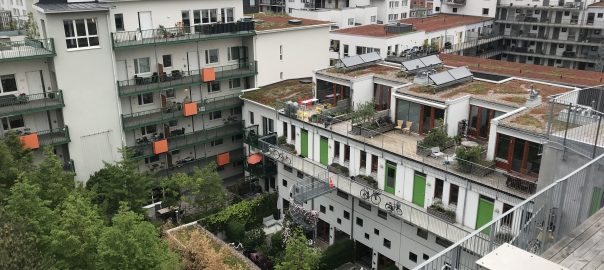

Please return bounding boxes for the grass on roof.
[242,80,313,107]
[327,65,399,77]
[511,114,543,129]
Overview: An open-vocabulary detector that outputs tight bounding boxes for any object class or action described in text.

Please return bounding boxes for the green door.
[320,136,328,165]
[412,173,426,207]
[300,129,308,157]
[384,162,396,194]
[589,187,603,216]
[476,197,495,234]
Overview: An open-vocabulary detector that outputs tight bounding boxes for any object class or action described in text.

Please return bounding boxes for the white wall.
[434,0,497,18]
[330,30,426,59]
[445,95,470,136]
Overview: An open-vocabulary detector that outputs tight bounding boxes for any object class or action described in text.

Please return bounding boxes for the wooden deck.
[542,208,604,270]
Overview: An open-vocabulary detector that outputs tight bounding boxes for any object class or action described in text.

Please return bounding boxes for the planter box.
[427,207,456,223]
[328,164,349,177]
[359,124,395,138]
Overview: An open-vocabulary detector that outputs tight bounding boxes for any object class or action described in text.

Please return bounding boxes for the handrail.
[0,38,55,60]
[0,90,64,117]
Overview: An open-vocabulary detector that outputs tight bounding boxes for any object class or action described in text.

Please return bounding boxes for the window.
[205,49,219,64]
[137,93,154,105]
[347,18,354,26]
[194,9,218,24]
[0,74,17,93]
[383,239,391,249]
[231,134,242,141]
[388,14,399,21]
[280,72,283,80]
[1,115,24,130]
[378,209,388,220]
[449,184,459,205]
[63,18,99,49]
[297,171,304,179]
[320,205,326,213]
[423,254,429,260]
[230,106,242,115]
[409,252,417,263]
[228,47,241,61]
[364,233,369,240]
[337,218,341,224]
[249,111,254,124]
[210,111,222,120]
[371,16,376,22]
[435,7,440,12]
[356,217,363,226]
[165,88,175,98]
[290,124,295,140]
[343,210,350,220]
[452,8,457,13]
[134,57,151,74]
[140,125,157,135]
[329,205,334,211]
[482,8,489,15]
[599,13,604,18]
[343,44,349,57]
[282,179,288,187]
[434,178,444,200]
[220,7,234,23]
[282,122,288,138]
[337,189,349,200]
[374,228,380,235]
[401,12,407,18]
[561,27,567,32]
[114,14,124,31]
[162,55,172,68]
[358,200,371,211]
[283,165,293,172]
[144,155,160,164]
[208,81,221,92]
[211,138,223,146]
[279,45,283,60]
[417,228,428,240]
[436,237,453,247]
[262,116,274,134]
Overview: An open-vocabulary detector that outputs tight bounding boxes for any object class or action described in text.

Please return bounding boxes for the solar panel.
[448,66,472,80]
[429,71,455,86]
[402,59,426,71]
[341,55,364,68]
[359,52,381,63]
[420,55,442,67]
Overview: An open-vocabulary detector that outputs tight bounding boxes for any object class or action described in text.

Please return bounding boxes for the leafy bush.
[428,203,456,220]
[243,227,266,248]
[319,239,354,270]
[329,163,349,177]
[355,175,377,188]
[418,120,452,149]
[456,145,483,163]
[201,192,278,232]
[226,220,246,242]
[277,136,287,145]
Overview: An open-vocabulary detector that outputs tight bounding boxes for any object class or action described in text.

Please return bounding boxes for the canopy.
[247,153,263,165]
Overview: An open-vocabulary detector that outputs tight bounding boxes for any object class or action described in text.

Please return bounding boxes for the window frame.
[0,74,17,93]
[63,18,100,50]
[205,48,219,64]
[114,13,124,31]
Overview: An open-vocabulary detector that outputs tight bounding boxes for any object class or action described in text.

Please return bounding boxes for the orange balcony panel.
[202,68,216,82]
[183,102,198,116]
[217,152,230,166]
[19,133,39,149]
[153,139,168,155]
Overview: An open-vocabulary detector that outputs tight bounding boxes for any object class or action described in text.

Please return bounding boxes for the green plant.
[329,163,349,177]
[158,24,169,37]
[24,12,39,39]
[428,203,456,220]
[202,192,278,232]
[456,145,483,163]
[243,227,266,248]
[418,119,451,149]
[277,135,287,145]
[226,220,246,242]
[319,239,354,270]
[356,175,377,188]
[351,100,375,125]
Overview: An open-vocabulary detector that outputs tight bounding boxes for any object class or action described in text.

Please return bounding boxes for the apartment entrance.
[384,161,396,194]
[412,172,426,207]
[590,187,604,215]
[476,196,495,234]
[377,253,396,270]
[355,240,372,268]
[316,219,330,243]
[320,136,328,165]
[300,129,309,157]
[137,11,153,39]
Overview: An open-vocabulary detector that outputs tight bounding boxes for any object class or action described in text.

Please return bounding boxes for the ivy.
[202,192,278,232]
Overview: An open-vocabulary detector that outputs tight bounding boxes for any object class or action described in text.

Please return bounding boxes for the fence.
[0,38,55,60]
[414,152,604,270]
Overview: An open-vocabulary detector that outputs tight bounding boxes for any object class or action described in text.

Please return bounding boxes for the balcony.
[38,126,70,146]
[0,38,55,62]
[153,147,243,177]
[121,94,242,130]
[117,62,257,97]
[112,21,255,49]
[443,0,466,5]
[129,121,243,160]
[0,91,64,117]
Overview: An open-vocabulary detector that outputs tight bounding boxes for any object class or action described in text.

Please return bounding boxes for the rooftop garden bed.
[242,79,313,107]
[324,65,401,78]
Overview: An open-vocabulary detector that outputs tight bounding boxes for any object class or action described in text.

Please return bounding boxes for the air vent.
[288,19,303,25]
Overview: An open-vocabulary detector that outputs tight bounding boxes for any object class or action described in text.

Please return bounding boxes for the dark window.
[436,237,453,247]
[208,81,221,92]
[320,205,326,213]
[564,11,570,16]
[502,203,514,227]
[423,254,429,260]
[482,8,489,15]
[374,228,380,235]
[290,124,296,140]
[210,110,222,120]
[598,13,603,18]
[452,7,457,12]
[356,217,363,226]
[269,177,275,189]
[283,165,293,172]
[162,54,172,68]
[383,239,391,249]
[409,252,417,263]
[435,7,440,12]
[434,178,444,200]
[282,179,287,187]
[358,200,371,211]
[378,209,388,220]
[297,171,304,179]
[449,184,459,205]
[364,233,369,239]
[337,189,349,200]
[329,205,334,211]
[249,111,254,124]
[114,14,124,31]
[0,74,17,93]
[337,218,341,224]
[417,228,428,239]
[343,211,350,220]
[283,122,288,138]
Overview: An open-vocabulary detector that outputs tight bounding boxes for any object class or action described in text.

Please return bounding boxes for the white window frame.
[134,57,151,75]
[140,124,157,135]
[221,8,235,23]
[208,81,221,93]
[1,115,25,130]
[0,74,17,93]
[210,110,222,120]
[137,93,154,106]
[229,78,241,89]
[205,48,219,64]
[63,18,99,51]
[228,47,241,61]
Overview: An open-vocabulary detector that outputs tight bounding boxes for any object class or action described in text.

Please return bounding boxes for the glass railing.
[0,38,55,61]
[112,21,255,48]
[38,126,70,146]
[0,90,64,117]
[117,61,257,97]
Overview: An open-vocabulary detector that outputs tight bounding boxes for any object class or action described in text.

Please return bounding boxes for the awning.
[247,153,263,165]
[217,152,230,166]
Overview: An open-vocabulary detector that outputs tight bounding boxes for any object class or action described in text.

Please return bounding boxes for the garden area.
[349,101,394,138]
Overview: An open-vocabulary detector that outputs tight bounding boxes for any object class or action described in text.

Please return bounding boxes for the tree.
[96,204,180,270]
[25,12,40,39]
[87,149,153,219]
[49,192,104,269]
[187,162,228,213]
[0,132,33,196]
[275,228,321,270]
[31,147,76,208]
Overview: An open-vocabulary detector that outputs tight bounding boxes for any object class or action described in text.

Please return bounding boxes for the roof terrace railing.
[0,38,55,62]
[414,152,604,270]
[0,90,64,117]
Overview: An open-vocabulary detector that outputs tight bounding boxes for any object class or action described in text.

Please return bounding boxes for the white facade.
[433,0,497,17]
[291,6,378,29]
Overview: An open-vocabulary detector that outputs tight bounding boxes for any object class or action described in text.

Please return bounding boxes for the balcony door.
[137,11,153,39]
[384,161,396,195]
[25,70,44,95]
[187,51,199,72]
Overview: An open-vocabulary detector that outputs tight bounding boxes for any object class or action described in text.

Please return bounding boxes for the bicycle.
[385,201,403,216]
[360,188,381,205]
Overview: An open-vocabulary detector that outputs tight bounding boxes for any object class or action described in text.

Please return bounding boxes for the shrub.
[201,192,278,232]
[226,220,246,242]
[329,163,349,177]
[277,136,287,145]
[428,203,456,220]
[456,145,483,163]
[355,175,377,188]
[319,239,354,270]
[243,227,266,248]
[419,121,451,149]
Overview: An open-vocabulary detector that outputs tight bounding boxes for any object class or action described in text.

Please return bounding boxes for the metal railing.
[0,16,26,31]
[414,153,604,270]
[154,147,244,178]
[547,85,604,158]
[112,21,255,48]
[38,126,70,146]
[0,38,55,61]
[117,61,257,97]
[0,90,64,117]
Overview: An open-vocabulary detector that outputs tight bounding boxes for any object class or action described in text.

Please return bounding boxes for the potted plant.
[328,162,349,177]
[427,202,456,223]
[355,174,377,188]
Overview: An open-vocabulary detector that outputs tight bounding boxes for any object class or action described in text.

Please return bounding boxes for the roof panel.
[429,71,455,85]
[341,55,364,68]
[359,52,381,63]
[420,55,442,66]
[402,59,426,71]
[448,66,473,80]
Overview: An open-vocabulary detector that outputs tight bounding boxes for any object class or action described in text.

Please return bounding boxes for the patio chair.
[394,120,404,133]
[430,147,445,158]
[402,121,413,134]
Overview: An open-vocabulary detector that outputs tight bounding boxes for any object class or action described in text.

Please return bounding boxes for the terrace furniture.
[394,120,404,133]
[402,121,413,134]
[430,147,445,158]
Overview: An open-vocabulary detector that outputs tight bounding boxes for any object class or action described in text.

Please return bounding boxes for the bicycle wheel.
[385,202,393,212]
[360,189,369,200]
[371,194,381,205]
[396,208,403,216]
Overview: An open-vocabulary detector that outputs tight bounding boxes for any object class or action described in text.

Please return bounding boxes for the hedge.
[201,192,278,232]
[319,239,354,270]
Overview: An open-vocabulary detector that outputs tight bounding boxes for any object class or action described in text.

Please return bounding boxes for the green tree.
[0,208,55,269]
[275,228,321,270]
[187,163,228,213]
[49,192,104,269]
[31,147,76,208]
[0,142,18,197]
[96,204,180,270]
[87,149,153,219]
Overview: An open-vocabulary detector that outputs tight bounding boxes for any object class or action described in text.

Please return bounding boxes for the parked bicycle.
[385,201,403,216]
[269,147,292,164]
[360,188,381,205]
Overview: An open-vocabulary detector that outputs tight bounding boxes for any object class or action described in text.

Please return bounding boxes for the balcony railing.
[0,38,55,62]
[153,147,244,178]
[130,121,243,160]
[38,126,70,146]
[121,93,242,130]
[443,0,466,5]
[117,61,257,97]
[0,91,64,117]
[0,16,26,32]
[112,21,255,48]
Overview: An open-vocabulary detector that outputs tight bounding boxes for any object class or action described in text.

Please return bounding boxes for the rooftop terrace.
[250,13,330,31]
[317,64,409,83]
[400,14,492,32]
[332,24,416,38]
[241,79,314,108]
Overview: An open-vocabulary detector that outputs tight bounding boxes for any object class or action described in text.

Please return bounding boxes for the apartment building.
[0,0,29,17]
[237,53,604,269]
